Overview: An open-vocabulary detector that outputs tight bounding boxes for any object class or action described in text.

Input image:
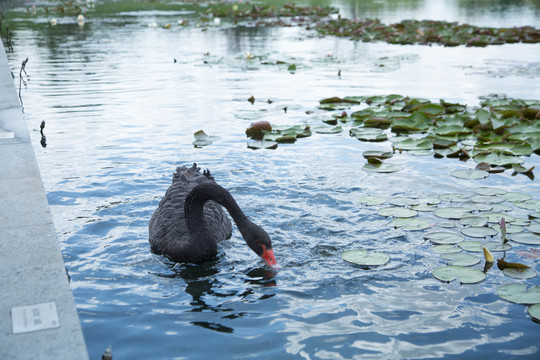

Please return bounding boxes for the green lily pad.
[529,304,540,321]
[193,130,221,147]
[350,127,387,141]
[497,283,540,304]
[392,138,433,151]
[425,231,464,245]
[432,245,462,254]
[460,226,498,238]
[450,169,489,180]
[516,200,540,211]
[473,153,524,166]
[441,253,480,266]
[503,267,537,280]
[410,203,438,212]
[509,232,540,245]
[433,265,486,284]
[247,140,278,150]
[362,151,393,159]
[459,216,488,227]
[527,224,540,234]
[460,202,493,212]
[470,195,505,204]
[358,196,387,206]
[363,163,403,173]
[483,212,516,223]
[341,249,390,266]
[501,192,531,202]
[378,207,417,218]
[458,241,511,252]
[388,197,420,206]
[473,187,508,196]
[433,207,472,220]
[438,194,470,202]
[390,217,431,231]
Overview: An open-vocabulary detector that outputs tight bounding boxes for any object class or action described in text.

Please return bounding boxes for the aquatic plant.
[316,18,540,47]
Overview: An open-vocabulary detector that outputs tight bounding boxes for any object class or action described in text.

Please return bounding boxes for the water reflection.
[5,0,540,358]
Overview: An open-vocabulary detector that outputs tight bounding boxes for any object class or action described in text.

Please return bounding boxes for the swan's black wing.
[149,164,233,260]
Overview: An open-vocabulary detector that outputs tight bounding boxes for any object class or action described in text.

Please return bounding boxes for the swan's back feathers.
[149,164,232,261]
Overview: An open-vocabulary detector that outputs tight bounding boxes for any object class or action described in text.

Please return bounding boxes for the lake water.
[4,0,540,358]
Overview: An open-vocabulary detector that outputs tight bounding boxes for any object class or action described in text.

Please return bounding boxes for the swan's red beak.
[261,246,276,266]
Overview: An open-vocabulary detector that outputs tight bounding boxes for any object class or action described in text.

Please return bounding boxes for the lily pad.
[440,253,481,266]
[390,217,431,231]
[503,267,537,279]
[193,130,221,147]
[515,200,540,211]
[358,196,387,206]
[529,304,540,322]
[459,216,488,227]
[388,197,420,206]
[458,240,511,252]
[433,265,486,284]
[432,245,462,254]
[378,207,417,218]
[509,232,540,245]
[247,140,278,150]
[433,207,471,220]
[497,283,540,304]
[425,231,464,245]
[473,153,524,166]
[450,169,489,180]
[362,151,393,159]
[470,195,505,204]
[527,224,540,234]
[341,249,390,266]
[363,163,403,173]
[483,212,516,223]
[460,226,498,238]
[501,192,531,202]
[474,187,508,196]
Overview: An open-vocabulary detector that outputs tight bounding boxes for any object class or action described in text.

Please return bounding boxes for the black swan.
[149,164,276,266]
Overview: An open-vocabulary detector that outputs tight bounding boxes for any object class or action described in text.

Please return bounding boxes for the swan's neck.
[184,182,250,250]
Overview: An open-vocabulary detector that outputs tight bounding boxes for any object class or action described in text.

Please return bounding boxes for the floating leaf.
[516,200,540,211]
[497,259,530,270]
[503,268,537,279]
[459,216,489,227]
[441,253,480,266]
[247,140,278,150]
[526,224,540,234]
[363,151,393,159]
[497,283,540,304]
[433,207,471,220]
[388,197,420,206]
[450,169,489,180]
[350,127,387,142]
[425,232,463,245]
[341,249,390,266]
[470,195,505,204]
[509,232,540,245]
[193,130,221,147]
[362,163,403,173]
[473,153,524,166]
[460,226,498,238]
[501,192,531,202]
[458,241,511,252]
[529,304,540,321]
[473,187,508,196]
[390,217,431,231]
[378,207,417,218]
[432,245,462,254]
[433,265,486,284]
[483,212,516,223]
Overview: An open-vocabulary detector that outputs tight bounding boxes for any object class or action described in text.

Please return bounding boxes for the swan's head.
[245,224,276,266]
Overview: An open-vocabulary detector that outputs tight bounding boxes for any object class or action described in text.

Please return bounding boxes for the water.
[4,0,540,358]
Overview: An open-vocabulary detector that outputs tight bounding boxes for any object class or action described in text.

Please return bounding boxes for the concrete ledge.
[0,42,88,359]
